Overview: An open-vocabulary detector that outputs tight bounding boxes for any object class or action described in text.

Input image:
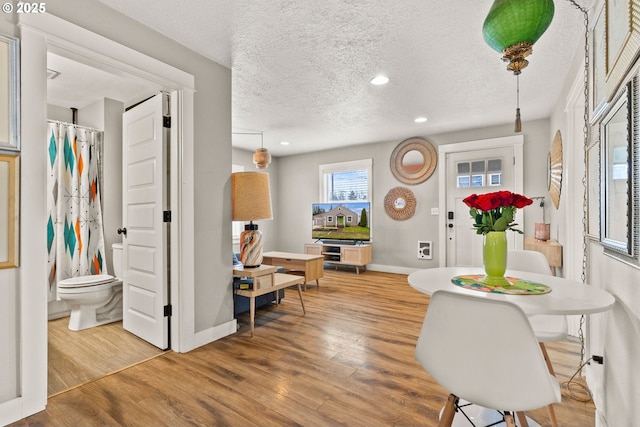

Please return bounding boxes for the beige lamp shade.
[232,172,273,221]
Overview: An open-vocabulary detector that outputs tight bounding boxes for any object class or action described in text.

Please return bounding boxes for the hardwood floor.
[48,317,164,396]
[15,270,595,426]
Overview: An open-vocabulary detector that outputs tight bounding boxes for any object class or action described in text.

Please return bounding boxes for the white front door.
[445,145,520,267]
[122,93,170,349]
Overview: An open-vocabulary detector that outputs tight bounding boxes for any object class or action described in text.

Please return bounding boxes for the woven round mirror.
[390,137,437,185]
[384,187,417,220]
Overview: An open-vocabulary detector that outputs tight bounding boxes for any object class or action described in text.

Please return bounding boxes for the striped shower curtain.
[46,122,107,301]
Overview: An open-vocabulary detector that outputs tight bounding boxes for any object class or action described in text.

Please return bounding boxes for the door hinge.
[163,116,171,128]
[163,210,172,222]
[164,304,172,317]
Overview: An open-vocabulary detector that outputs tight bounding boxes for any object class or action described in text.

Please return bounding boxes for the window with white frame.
[319,159,372,202]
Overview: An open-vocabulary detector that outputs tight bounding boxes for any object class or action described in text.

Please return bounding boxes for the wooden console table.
[304,243,372,274]
[262,251,324,290]
[524,237,563,276]
[233,264,306,336]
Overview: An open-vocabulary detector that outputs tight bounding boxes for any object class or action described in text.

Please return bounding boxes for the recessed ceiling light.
[370,75,389,85]
[414,117,428,123]
[280,141,290,145]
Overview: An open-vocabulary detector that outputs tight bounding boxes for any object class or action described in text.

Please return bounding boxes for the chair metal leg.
[438,394,458,427]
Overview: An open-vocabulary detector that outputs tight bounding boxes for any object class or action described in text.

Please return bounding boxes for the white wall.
[547,4,640,425]
[276,119,550,272]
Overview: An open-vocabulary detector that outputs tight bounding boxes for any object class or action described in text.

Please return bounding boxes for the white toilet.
[57,243,124,331]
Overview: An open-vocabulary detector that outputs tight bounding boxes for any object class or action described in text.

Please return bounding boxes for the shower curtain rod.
[47,120,101,132]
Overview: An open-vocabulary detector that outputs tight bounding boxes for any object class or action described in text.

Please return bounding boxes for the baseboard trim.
[367,264,420,275]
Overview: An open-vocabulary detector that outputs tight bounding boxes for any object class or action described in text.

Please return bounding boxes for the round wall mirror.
[548,130,563,209]
[390,137,437,184]
[401,150,425,172]
[384,187,417,221]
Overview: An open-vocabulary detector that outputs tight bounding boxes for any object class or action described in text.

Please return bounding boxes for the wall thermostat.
[417,241,433,260]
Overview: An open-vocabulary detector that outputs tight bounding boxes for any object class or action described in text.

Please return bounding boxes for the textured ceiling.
[89,0,589,156]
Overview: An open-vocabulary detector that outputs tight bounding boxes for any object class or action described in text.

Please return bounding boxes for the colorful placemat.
[451,275,551,295]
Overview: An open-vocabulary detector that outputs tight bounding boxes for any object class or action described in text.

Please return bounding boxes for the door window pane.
[471,175,485,187]
[458,176,471,188]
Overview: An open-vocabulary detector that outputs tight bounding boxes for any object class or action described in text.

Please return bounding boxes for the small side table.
[524,237,563,276]
[262,251,324,290]
[233,264,306,336]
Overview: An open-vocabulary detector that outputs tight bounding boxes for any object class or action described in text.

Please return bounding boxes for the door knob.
[117,227,127,236]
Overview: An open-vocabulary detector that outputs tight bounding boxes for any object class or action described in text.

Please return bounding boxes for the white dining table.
[407,266,615,315]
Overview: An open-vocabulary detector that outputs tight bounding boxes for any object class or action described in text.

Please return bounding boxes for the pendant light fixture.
[482,0,555,132]
[233,131,272,169]
[515,74,521,132]
[252,132,271,169]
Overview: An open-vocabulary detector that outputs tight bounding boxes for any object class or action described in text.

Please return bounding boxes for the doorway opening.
[437,135,525,267]
[45,49,177,395]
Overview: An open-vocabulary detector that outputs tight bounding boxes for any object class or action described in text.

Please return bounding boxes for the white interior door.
[445,146,519,267]
[122,93,169,349]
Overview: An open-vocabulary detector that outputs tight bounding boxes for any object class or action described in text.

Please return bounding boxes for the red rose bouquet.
[462,191,533,235]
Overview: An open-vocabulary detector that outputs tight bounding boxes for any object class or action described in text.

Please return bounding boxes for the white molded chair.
[508,250,566,427]
[507,250,568,342]
[415,290,561,427]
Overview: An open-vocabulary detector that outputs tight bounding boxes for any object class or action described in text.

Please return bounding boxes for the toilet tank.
[112,243,123,279]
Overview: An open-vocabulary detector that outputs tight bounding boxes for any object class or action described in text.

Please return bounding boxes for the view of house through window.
[456,158,502,188]
[319,159,372,202]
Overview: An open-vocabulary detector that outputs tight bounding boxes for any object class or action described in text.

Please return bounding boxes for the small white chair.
[507,250,568,342]
[415,290,561,427]
[508,250,567,427]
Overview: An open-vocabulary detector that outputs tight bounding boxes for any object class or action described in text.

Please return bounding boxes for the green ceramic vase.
[483,231,509,286]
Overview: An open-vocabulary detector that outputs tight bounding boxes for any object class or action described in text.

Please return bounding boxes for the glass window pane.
[457,162,470,174]
[324,168,368,201]
[487,158,502,172]
[471,175,484,187]
[458,176,470,188]
[471,161,485,173]
[489,173,502,186]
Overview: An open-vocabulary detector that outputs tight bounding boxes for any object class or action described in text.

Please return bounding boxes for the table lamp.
[232,171,273,267]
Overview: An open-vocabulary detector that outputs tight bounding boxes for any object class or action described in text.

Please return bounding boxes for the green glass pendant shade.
[483,0,555,53]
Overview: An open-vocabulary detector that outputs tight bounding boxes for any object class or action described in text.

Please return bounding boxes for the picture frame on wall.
[605,0,640,101]
[587,136,601,239]
[0,153,19,269]
[591,1,607,122]
[0,34,20,151]
[600,77,638,257]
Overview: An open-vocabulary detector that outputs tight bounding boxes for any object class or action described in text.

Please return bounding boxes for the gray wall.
[275,119,550,271]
